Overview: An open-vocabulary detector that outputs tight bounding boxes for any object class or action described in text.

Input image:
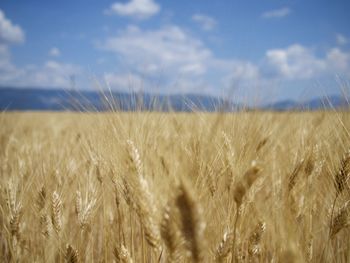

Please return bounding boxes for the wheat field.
[0,110,350,262]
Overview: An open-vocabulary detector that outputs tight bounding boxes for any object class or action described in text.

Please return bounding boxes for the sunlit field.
[1,111,350,262]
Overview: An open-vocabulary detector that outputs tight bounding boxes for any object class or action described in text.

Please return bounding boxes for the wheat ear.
[51,191,62,234]
[175,179,205,262]
[65,244,80,263]
[231,162,261,263]
[126,139,161,251]
[248,221,266,257]
[215,230,233,262]
[160,202,181,262]
[114,244,133,263]
[334,150,350,195]
[36,185,46,211]
[330,201,350,238]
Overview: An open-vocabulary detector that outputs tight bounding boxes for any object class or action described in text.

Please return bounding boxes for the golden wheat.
[0,111,349,262]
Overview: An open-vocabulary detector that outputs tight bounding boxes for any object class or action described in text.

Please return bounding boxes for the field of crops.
[0,111,349,262]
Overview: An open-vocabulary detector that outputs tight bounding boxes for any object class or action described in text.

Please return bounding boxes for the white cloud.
[99,25,211,77]
[263,44,326,79]
[96,22,350,96]
[0,44,12,71]
[326,48,350,74]
[0,9,25,44]
[104,72,144,90]
[0,44,8,55]
[192,14,217,31]
[252,44,350,91]
[234,62,260,80]
[49,47,61,57]
[25,61,81,88]
[0,12,81,89]
[105,0,160,19]
[170,78,212,94]
[219,44,350,99]
[97,24,270,95]
[219,61,261,98]
[97,25,217,92]
[0,10,25,83]
[0,44,19,85]
[103,71,211,94]
[179,63,206,75]
[261,7,291,19]
[0,59,82,88]
[336,33,348,45]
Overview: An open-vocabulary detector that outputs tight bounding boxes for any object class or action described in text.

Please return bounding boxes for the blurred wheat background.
[0,110,350,262]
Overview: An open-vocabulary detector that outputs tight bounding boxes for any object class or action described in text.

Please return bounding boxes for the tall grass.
[0,110,349,262]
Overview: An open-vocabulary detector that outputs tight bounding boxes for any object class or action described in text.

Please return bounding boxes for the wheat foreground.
[0,111,350,262]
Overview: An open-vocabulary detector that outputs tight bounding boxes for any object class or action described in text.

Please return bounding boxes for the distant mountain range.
[0,87,348,111]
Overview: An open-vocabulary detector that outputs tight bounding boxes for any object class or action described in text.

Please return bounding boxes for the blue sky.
[0,0,350,103]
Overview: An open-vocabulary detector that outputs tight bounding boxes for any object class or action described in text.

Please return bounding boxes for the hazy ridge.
[0,87,348,111]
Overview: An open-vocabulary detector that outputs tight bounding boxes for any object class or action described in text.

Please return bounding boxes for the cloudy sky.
[1,0,350,103]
